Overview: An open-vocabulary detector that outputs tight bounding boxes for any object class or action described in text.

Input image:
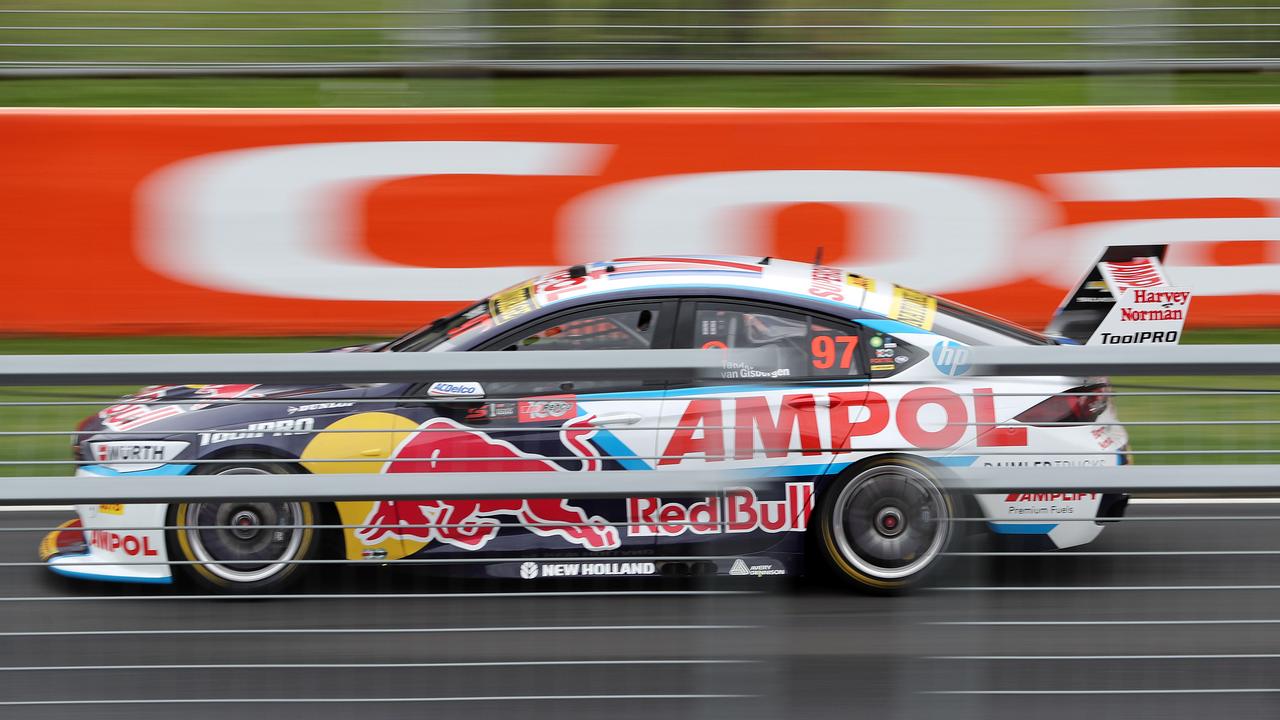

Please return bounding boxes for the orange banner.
[2,107,1278,335]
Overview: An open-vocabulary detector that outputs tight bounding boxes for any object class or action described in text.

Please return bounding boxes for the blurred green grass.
[0,329,1275,476]
[0,336,376,477]
[2,0,1275,68]
[7,73,1280,107]
[1112,329,1280,467]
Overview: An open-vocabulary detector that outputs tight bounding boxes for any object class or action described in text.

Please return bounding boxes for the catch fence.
[1,2,1279,77]
[0,343,1275,716]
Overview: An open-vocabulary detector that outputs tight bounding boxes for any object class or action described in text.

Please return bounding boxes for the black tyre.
[167,460,320,595]
[816,457,952,593]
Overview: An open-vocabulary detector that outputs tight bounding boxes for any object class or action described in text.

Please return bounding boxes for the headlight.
[86,441,190,472]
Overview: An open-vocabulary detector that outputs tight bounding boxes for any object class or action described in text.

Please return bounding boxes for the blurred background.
[2,2,1280,718]
[1,0,1280,107]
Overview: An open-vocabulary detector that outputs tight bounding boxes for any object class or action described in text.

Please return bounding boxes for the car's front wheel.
[817,457,952,593]
[167,461,320,594]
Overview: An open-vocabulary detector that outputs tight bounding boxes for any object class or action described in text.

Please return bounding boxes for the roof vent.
[568,265,588,279]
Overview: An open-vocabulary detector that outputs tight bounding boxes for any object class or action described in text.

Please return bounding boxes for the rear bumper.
[1097,492,1130,522]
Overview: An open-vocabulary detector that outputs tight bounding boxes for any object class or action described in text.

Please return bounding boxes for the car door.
[648,299,871,558]
[389,299,675,560]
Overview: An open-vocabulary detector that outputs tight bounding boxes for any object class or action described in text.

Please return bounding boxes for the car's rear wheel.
[817,457,952,593]
[167,461,320,594]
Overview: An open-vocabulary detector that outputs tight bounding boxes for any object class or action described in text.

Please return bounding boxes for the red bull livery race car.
[41,250,1190,593]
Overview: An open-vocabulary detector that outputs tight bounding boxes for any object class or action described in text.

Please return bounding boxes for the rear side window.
[493,307,660,352]
[934,298,1054,346]
[691,302,865,380]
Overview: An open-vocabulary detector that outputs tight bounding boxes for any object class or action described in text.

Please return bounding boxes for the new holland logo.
[730,559,749,576]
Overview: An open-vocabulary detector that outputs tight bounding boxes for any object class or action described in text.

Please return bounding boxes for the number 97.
[811,335,859,370]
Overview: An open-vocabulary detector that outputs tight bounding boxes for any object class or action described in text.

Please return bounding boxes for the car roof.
[490,255,938,333]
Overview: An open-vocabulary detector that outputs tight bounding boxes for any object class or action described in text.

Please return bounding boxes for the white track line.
[0,506,72,512]
[930,653,1280,660]
[924,688,1280,695]
[933,585,1280,592]
[0,624,756,638]
[0,694,754,706]
[0,659,756,672]
[931,619,1280,626]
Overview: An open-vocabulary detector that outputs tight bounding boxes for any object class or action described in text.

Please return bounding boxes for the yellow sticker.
[488,283,539,325]
[846,274,876,292]
[889,287,937,330]
[98,504,124,515]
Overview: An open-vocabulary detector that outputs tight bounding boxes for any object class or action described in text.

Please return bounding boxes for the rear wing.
[1045,245,1192,346]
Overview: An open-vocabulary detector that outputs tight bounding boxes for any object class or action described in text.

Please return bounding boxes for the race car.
[41,250,1188,593]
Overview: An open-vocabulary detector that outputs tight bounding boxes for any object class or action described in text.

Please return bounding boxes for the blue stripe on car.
[78,464,196,477]
[988,523,1058,535]
[49,564,173,585]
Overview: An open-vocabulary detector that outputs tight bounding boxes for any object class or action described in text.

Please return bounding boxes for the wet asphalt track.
[2,502,1280,720]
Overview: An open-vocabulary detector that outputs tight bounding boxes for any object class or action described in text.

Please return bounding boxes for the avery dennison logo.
[728,558,786,577]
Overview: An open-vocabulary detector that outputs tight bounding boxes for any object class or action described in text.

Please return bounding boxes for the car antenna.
[813,246,825,265]
[758,256,771,265]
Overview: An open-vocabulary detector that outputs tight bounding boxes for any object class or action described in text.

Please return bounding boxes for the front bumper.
[40,465,181,585]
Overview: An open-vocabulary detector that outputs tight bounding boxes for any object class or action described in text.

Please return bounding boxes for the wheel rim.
[181,467,306,584]
[830,465,949,581]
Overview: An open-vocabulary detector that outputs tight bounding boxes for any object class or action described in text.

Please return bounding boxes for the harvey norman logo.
[1119,289,1191,322]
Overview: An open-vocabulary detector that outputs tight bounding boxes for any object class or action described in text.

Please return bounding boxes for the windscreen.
[381,301,493,352]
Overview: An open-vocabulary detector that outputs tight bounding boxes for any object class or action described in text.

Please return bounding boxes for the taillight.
[1014,383,1110,426]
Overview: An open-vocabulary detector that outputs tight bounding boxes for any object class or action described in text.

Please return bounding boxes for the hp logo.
[931,341,971,376]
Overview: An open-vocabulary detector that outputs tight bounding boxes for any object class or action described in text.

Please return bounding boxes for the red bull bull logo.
[357,415,621,551]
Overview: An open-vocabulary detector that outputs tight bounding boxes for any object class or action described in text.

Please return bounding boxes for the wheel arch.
[821,453,979,529]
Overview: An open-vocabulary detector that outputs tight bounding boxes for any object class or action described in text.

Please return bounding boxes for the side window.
[692,302,865,380]
[861,327,928,378]
[494,307,660,352]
